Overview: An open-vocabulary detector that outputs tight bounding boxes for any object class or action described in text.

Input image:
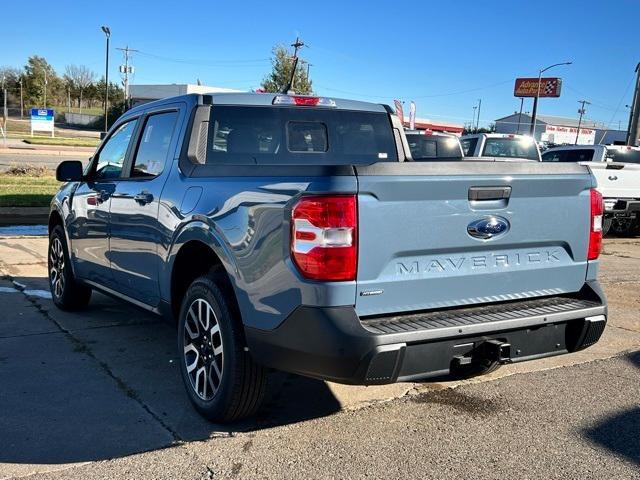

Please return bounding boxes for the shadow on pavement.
[0,275,341,465]
[583,351,640,466]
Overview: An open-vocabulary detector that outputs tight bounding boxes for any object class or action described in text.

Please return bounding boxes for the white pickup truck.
[542,145,640,235]
[461,133,541,161]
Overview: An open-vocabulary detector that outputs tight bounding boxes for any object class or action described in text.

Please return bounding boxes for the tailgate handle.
[468,186,512,201]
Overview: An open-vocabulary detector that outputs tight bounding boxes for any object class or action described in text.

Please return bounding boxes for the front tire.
[178,273,267,422]
[48,225,92,310]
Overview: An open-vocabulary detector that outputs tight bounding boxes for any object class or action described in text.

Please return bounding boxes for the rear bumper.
[245,281,607,384]
[604,198,640,217]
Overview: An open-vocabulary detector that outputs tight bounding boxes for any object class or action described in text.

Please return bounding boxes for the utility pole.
[626,62,640,146]
[476,98,482,130]
[472,106,477,133]
[283,36,304,93]
[575,100,591,144]
[19,76,23,119]
[1,75,7,144]
[117,45,138,109]
[101,26,111,135]
[43,70,47,108]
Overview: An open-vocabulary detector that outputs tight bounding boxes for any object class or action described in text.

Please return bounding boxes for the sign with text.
[30,108,55,137]
[514,78,562,98]
[542,124,595,145]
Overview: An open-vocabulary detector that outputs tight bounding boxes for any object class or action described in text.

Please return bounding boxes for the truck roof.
[127,92,388,115]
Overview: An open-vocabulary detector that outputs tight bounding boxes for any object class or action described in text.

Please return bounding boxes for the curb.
[0,147,91,157]
[0,206,49,225]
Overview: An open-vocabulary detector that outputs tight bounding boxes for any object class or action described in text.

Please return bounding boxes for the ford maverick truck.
[49,92,607,422]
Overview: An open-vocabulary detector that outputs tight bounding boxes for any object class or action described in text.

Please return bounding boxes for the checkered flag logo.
[543,79,557,95]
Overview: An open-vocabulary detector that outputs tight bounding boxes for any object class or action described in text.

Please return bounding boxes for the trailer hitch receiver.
[482,339,512,363]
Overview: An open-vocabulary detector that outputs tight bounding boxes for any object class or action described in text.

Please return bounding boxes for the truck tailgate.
[354,161,594,317]
[588,162,640,199]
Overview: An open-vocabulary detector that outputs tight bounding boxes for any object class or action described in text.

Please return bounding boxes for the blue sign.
[31,108,55,121]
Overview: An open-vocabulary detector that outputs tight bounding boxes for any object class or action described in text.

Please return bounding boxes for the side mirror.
[56,160,84,182]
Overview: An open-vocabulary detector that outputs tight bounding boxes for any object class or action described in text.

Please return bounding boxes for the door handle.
[134,191,154,205]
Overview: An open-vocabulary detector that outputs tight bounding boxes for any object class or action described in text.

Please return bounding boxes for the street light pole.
[529,61,572,137]
[101,25,111,135]
[516,97,524,133]
[575,100,591,144]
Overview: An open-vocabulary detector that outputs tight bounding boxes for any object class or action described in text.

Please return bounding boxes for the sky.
[1,0,639,130]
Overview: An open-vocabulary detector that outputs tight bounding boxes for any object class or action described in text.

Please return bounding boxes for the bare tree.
[64,65,96,114]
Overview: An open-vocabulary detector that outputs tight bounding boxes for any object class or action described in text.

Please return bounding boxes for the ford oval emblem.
[467,216,510,240]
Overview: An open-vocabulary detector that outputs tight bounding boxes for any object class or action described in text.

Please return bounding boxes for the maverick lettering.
[396,250,561,275]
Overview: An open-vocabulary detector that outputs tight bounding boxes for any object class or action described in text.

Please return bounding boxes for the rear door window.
[207,106,396,165]
[130,111,179,177]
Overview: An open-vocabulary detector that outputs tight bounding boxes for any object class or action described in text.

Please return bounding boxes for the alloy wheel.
[49,237,66,298]
[183,298,224,401]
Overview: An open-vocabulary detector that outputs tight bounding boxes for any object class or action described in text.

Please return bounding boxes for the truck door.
[108,108,182,305]
[68,119,139,285]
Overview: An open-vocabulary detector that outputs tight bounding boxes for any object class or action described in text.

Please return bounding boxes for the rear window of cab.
[207,106,397,165]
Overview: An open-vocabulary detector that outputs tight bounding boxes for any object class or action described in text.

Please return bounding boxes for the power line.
[316,79,514,100]
[135,50,270,66]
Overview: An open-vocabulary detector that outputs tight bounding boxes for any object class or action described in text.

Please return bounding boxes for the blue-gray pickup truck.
[49,92,607,422]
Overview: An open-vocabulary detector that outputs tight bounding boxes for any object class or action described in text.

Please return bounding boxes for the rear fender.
[161,219,240,303]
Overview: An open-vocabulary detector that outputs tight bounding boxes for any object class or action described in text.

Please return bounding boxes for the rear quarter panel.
[160,170,359,330]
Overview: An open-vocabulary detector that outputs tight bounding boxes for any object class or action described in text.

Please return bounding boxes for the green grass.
[22,137,99,147]
[0,174,60,207]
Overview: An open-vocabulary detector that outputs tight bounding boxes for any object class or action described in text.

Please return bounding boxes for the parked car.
[49,92,607,422]
[404,130,464,161]
[461,133,542,161]
[542,144,640,235]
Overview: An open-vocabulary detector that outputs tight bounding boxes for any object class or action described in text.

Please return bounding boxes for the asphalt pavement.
[0,236,638,479]
[0,153,90,173]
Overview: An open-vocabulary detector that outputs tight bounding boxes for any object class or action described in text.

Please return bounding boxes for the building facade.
[495,113,626,145]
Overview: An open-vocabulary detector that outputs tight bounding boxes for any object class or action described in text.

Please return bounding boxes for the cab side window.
[94,120,138,180]
[461,138,477,156]
[130,111,179,177]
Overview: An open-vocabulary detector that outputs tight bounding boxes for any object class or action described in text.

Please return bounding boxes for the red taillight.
[588,188,603,260]
[290,195,357,281]
[272,94,336,107]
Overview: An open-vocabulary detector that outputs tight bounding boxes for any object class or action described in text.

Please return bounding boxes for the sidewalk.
[0,138,95,157]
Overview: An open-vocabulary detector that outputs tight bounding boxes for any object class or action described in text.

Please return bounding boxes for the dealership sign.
[514,78,562,98]
[541,124,595,145]
[30,108,55,137]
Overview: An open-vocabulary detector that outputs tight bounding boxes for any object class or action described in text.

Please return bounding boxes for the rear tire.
[611,217,640,237]
[48,225,92,310]
[178,272,267,422]
[602,217,612,236]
